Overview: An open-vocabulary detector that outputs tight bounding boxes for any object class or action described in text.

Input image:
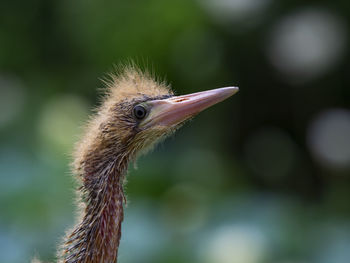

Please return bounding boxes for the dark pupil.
[134,105,146,119]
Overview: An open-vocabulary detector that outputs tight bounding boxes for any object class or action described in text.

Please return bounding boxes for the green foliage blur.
[1,0,350,262]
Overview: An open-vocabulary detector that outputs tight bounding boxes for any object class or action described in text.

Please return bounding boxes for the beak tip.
[221,86,239,98]
[227,86,239,92]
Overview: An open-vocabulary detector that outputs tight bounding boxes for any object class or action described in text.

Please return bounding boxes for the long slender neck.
[59,152,129,263]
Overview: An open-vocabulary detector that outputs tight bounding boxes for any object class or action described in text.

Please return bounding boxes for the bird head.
[74,67,238,172]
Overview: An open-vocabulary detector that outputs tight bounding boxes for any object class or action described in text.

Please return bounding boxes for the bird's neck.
[60,153,129,263]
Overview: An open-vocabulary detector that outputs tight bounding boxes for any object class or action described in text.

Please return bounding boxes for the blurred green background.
[1,0,350,262]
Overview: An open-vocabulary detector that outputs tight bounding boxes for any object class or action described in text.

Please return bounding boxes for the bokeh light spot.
[307,109,350,170]
[200,0,271,26]
[266,8,347,84]
[38,95,89,154]
[200,224,268,263]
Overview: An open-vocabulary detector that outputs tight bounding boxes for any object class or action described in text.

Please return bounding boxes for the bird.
[50,66,238,263]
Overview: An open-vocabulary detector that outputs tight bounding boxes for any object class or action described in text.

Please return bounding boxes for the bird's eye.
[133,105,147,120]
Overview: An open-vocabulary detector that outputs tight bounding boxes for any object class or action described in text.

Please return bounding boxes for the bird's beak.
[142,86,239,128]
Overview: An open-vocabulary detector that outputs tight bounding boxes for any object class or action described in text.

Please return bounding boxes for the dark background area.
[1,1,350,262]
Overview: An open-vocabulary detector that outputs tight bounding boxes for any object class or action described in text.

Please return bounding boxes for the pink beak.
[142,86,239,128]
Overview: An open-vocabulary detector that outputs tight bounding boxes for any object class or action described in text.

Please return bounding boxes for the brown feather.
[57,66,173,263]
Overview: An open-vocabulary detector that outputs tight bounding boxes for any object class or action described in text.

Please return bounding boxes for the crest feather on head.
[103,65,173,102]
